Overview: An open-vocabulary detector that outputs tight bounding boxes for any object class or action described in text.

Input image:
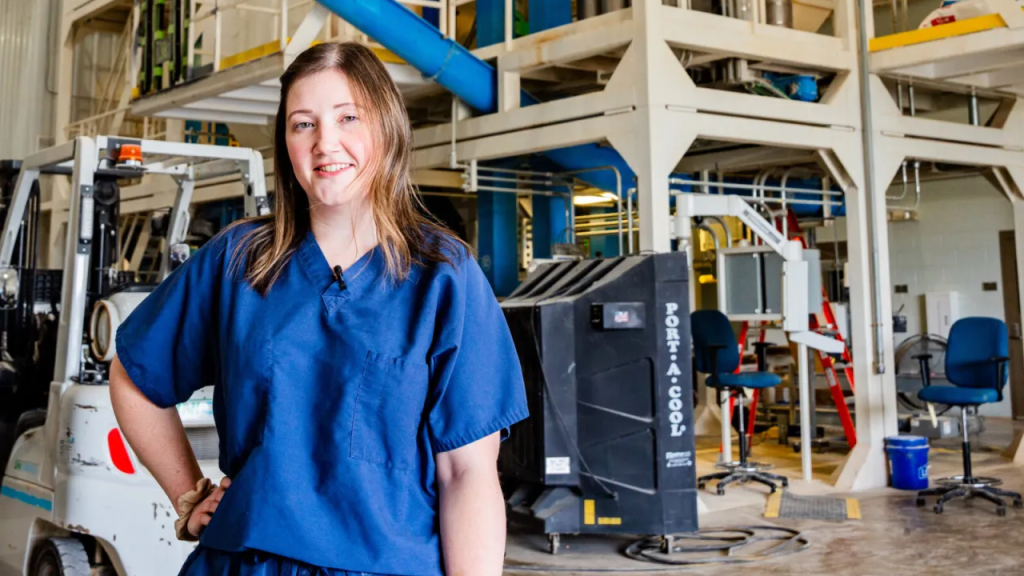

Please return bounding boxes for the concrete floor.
[503,418,1024,576]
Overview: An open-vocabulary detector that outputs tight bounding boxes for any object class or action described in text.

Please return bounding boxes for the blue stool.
[914,317,1023,516]
[692,310,789,495]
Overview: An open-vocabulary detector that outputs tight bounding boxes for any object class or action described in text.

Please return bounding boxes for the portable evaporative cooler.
[498,251,699,539]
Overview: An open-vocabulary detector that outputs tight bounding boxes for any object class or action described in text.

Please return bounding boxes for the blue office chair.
[692,310,789,495]
[915,317,1023,516]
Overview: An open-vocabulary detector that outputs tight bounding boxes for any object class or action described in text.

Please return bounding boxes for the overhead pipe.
[887,161,908,201]
[669,177,844,198]
[316,0,844,225]
[779,168,800,238]
[626,187,636,254]
[315,0,636,193]
[856,0,887,374]
[887,77,910,202]
[557,165,625,254]
[765,0,793,27]
[578,0,601,19]
[705,215,733,247]
[696,222,721,253]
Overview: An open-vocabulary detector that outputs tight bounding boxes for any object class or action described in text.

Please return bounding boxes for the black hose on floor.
[503,525,810,573]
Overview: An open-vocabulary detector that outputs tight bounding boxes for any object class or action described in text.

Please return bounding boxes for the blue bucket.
[885,435,930,490]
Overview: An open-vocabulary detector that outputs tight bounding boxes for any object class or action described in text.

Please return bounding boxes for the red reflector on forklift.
[108,429,135,474]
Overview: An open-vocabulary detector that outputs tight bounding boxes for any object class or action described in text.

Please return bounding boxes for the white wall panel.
[888,176,1015,417]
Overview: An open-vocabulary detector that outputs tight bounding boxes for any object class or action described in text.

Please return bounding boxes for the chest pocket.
[349,351,430,471]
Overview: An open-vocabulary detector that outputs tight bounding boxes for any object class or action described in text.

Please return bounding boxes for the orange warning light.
[118,144,142,164]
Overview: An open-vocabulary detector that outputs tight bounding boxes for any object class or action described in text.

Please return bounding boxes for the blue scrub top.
[115,222,529,576]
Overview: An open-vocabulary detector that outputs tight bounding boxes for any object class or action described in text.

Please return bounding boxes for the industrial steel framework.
[408,0,891,491]
[52,0,1024,493]
[867,0,1024,464]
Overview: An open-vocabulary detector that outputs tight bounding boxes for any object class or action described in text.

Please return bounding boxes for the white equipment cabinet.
[925,291,960,339]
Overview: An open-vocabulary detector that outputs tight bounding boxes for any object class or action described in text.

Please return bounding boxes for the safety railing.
[183,0,449,76]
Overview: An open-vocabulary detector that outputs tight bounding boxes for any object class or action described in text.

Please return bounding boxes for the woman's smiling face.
[284,69,375,209]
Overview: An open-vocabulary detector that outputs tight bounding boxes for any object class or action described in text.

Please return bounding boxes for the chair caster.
[716,485,725,496]
[1014,497,1023,509]
[916,497,926,507]
[781,478,789,489]
[997,506,1007,517]
[698,482,706,490]
[933,504,943,514]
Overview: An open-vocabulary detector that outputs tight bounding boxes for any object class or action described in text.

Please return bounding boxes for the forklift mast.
[0,136,269,387]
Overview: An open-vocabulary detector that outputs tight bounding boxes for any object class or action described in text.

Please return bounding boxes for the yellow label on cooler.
[584,500,595,525]
[598,517,622,525]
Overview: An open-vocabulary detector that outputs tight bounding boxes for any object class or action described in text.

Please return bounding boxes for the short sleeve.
[114,233,226,409]
[427,256,529,453]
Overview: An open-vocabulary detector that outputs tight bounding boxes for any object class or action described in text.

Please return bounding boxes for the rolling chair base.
[699,462,789,495]
[917,481,1023,517]
[934,475,1001,488]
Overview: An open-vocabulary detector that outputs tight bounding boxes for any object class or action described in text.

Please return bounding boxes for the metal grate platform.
[765,490,861,521]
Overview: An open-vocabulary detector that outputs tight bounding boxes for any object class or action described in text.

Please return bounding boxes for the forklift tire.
[15,409,47,439]
[30,538,90,576]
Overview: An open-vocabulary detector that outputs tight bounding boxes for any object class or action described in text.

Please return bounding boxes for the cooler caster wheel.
[548,533,560,555]
[916,497,926,507]
[933,504,943,514]
[997,506,1007,517]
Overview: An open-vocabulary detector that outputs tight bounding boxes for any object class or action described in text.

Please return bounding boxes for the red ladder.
[785,209,856,447]
[717,210,859,453]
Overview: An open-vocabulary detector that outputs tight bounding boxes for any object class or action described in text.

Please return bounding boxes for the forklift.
[0,136,269,576]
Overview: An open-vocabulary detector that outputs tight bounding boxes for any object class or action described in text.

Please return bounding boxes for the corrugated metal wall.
[0,0,57,160]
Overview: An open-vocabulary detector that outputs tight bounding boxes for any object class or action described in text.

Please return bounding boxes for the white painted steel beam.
[496,20,634,72]
[871,29,1024,83]
[470,7,634,63]
[660,4,856,72]
[414,90,633,150]
[183,99,279,117]
[222,86,281,102]
[869,77,1024,150]
[68,0,130,25]
[131,55,283,118]
[154,108,270,125]
[951,64,1024,89]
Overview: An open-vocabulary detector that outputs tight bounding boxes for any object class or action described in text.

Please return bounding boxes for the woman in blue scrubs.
[109,42,529,576]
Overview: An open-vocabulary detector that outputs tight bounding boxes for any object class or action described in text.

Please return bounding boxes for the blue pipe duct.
[316,0,634,192]
[317,0,498,112]
[316,0,840,216]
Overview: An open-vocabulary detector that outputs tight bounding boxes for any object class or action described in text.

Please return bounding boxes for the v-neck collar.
[295,228,384,306]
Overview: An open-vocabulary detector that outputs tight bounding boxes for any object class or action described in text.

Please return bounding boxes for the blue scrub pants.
[180,546,396,576]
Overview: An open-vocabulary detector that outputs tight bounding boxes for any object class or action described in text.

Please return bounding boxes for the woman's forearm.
[437,435,506,576]
[438,468,506,576]
[109,355,203,513]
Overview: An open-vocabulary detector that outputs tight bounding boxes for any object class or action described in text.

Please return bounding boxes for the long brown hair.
[230,42,465,296]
